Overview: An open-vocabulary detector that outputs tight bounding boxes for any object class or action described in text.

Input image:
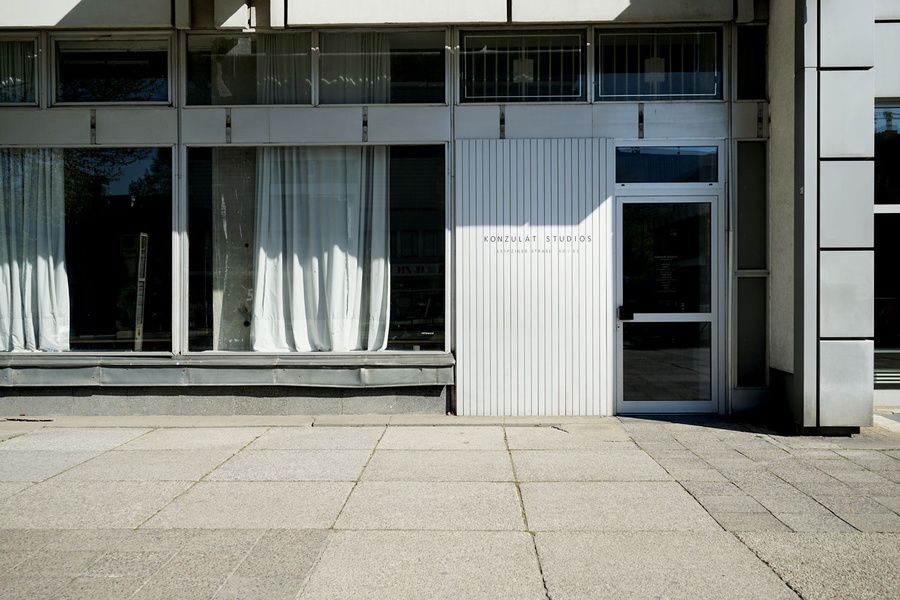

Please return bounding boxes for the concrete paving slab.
[511,449,671,482]
[206,449,371,481]
[378,426,506,450]
[505,426,632,448]
[0,481,192,529]
[119,427,267,451]
[248,426,384,450]
[50,577,147,600]
[143,482,352,529]
[709,512,791,532]
[361,450,514,482]
[0,530,58,551]
[872,493,900,513]
[840,512,900,532]
[680,480,745,496]
[79,550,176,579]
[736,532,900,600]
[298,530,546,600]
[216,576,306,600]
[8,549,102,577]
[664,467,728,482]
[694,494,769,513]
[335,481,524,531]
[0,452,99,483]
[0,428,148,452]
[814,494,896,516]
[130,577,223,599]
[151,548,248,580]
[536,531,798,600]
[53,449,234,482]
[771,512,856,533]
[751,493,831,515]
[0,575,69,599]
[520,482,720,532]
[233,529,330,578]
[0,552,31,577]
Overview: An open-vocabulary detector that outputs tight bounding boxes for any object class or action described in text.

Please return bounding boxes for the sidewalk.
[0,415,898,599]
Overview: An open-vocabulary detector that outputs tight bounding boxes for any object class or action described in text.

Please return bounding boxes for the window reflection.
[0,148,172,352]
[56,39,169,103]
[0,40,36,103]
[617,146,718,183]
[187,145,445,352]
[460,31,585,102]
[187,34,312,105]
[622,202,712,314]
[597,29,720,101]
[876,108,900,206]
[623,322,711,401]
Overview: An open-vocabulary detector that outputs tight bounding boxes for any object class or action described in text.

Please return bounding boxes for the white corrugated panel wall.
[455,139,607,415]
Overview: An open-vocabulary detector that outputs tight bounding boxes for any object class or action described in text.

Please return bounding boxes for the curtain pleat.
[0,41,35,103]
[0,149,69,351]
[251,147,389,352]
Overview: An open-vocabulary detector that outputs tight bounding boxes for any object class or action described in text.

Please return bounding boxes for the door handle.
[617,306,634,321]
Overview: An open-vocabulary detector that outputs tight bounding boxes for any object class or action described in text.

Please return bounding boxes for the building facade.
[0,0,893,430]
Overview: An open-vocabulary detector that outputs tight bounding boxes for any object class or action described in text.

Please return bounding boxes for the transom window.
[0,39,37,104]
[597,29,721,101]
[187,31,446,106]
[460,31,586,102]
[55,38,170,103]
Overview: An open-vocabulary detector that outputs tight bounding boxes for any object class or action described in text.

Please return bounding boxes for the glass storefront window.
[460,31,586,102]
[55,39,169,103]
[0,40,36,103]
[0,148,172,352]
[187,145,445,352]
[320,32,445,104]
[597,29,720,101]
[187,34,312,105]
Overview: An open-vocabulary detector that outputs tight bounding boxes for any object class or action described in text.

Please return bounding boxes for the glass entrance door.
[615,196,721,413]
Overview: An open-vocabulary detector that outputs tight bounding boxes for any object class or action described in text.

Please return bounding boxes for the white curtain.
[257,34,311,104]
[319,33,390,104]
[251,147,389,351]
[250,33,391,352]
[0,149,69,351]
[0,41,35,103]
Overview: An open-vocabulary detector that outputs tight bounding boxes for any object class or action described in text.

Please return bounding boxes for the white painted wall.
[512,0,732,22]
[288,0,506,25]
[1,0,172,27]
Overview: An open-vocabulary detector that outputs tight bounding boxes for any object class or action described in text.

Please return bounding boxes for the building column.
[795,0,875,430]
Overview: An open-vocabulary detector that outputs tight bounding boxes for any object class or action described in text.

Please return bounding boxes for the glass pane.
[623,202,711,314]
[187,34,312,105]
[623,322,711,401]
[737,277,767,387]
[876,214,900,380]
[65,148,173,350]
[876,107,900,205]
[2,149,171,353]
[320,32,445,104]
[736,142,767,270]
[187,145,446,352]
[0,40,36,103]
[616,146,718,183]
[460,31,585,102]
[736,26,767,100]
[597,29,720,101]
[56,39,168,102]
